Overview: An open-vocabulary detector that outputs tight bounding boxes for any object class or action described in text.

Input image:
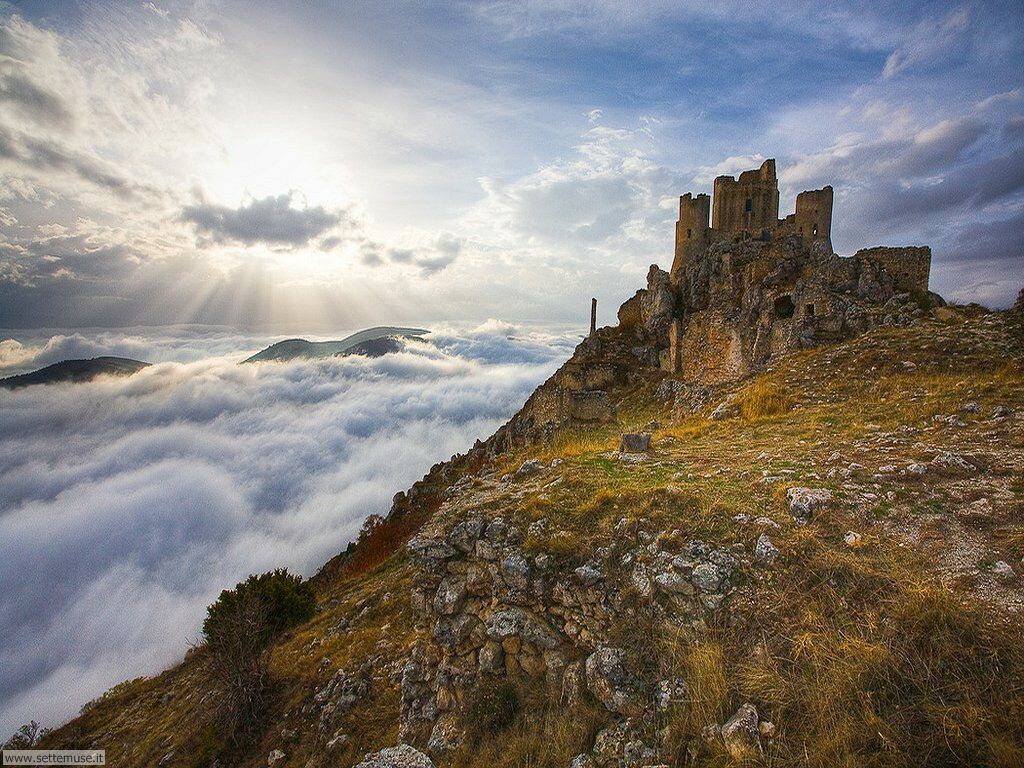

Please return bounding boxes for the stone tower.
[711,159,780,239]
[673,192,711,275]
[795,186,833,250]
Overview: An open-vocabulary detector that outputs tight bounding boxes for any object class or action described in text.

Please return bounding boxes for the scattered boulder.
[786,487,832,519]
[930,451,977,473]
[654,677,689,711]
[354,744,435,768]
[619,433,651,453]
[754,533,779,564]
[993,561,1016,582]
[517,459,544,477]
[720,703,761,759]
[574,562,603,587]
[267,750,285,766]
[843,531,863,547]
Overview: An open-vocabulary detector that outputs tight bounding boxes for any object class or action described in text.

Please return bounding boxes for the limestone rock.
[500,551,531,589]
[447,519,485,553]
[640,265,675,343]
[426,713,461,760]
[654,677,689,711]
[354,744,435,768]
[754,533,779,564]
[568,754,596,768]
[993,561,1016,581]
[408,536,456,561]
[690,562,725,593]
[721,702,761,759]
[432,576,467,615]
[517,459,544,477]
[654,571,694,595]
[786,487,832,519]
[585,647,643,714]
[591,721,635,768]
[930,451,977,473]
[574,562,603,587]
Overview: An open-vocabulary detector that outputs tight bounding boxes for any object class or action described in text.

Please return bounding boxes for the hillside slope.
[36,306,1024,768]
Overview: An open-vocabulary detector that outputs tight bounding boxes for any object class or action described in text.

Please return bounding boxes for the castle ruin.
[493,157,940,449]
[621,158,935,384]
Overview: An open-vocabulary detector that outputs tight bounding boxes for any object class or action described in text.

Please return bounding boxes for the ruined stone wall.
[854,246,931,294]
[711,159,779,237]
[673,309,749,383]
[403,512,741,762]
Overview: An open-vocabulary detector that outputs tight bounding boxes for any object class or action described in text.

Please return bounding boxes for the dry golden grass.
[449,694,604,768]
[735,379,792,421]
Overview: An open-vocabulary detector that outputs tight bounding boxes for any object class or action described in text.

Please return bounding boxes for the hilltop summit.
[31,165,1024,768]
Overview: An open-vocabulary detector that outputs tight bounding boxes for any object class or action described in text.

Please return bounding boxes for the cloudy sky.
[0,0,1021,332]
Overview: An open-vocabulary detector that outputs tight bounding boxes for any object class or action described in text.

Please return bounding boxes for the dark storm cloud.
[180,193,347,248]
[0,326,575,733]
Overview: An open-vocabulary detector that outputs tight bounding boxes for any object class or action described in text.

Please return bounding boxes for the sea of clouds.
[0,322,577,735]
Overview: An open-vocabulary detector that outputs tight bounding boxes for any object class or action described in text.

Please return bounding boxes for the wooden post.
[590,298,597,337]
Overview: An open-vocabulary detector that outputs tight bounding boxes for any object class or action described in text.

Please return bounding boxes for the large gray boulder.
[354,744,435,768]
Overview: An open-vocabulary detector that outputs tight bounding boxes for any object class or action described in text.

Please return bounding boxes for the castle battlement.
[673,158,834,272]
[619,156,936,383]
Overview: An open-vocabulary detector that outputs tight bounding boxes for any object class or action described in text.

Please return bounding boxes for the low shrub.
[202,569,315,745]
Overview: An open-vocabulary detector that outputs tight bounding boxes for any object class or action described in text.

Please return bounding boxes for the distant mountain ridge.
[242,326,429,364]
[0,356,151,389]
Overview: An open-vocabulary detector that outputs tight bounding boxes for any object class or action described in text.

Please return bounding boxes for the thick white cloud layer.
[0,324,575,734]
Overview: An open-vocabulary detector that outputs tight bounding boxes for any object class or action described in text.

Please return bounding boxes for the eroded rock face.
[621,231,935,385]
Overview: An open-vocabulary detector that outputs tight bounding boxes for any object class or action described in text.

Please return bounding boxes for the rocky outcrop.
[622,232,941,385]
[486,326,661,451]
